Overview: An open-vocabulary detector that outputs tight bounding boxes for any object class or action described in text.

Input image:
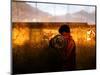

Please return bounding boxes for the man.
[59,25,76,70]
[49,24,76,71]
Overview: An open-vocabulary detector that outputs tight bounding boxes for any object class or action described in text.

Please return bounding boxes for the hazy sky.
[26,2,95,16]
[13,0,96,24]
[14,0,96,16]
[14,0,97,5]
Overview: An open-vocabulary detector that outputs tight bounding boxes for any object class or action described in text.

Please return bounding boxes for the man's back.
[62,35,76,70]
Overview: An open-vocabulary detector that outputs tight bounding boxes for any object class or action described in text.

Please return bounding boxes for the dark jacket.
[48,35,76,71]
[62,35,76,70]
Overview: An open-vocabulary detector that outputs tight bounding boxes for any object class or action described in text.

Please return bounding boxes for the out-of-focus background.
[12,22,96,73]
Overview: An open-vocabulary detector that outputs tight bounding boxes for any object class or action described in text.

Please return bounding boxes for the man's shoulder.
[67,38,76,49]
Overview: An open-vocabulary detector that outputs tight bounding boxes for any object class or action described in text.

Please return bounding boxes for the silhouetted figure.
[49,25,76,71]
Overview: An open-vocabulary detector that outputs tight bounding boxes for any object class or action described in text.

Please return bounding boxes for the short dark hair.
[59,25,70,34]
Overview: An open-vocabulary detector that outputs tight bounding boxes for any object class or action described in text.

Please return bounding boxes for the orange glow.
[42,29,58,40]
[12,26,29,46]
[86,30,95,41]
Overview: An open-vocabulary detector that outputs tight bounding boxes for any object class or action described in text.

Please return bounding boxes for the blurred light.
[87,37,91,41]
[32,18,37,22]
[86,30,95,41]
[12,26,29,46]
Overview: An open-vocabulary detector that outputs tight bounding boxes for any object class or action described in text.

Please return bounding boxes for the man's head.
[59,25,70,36]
